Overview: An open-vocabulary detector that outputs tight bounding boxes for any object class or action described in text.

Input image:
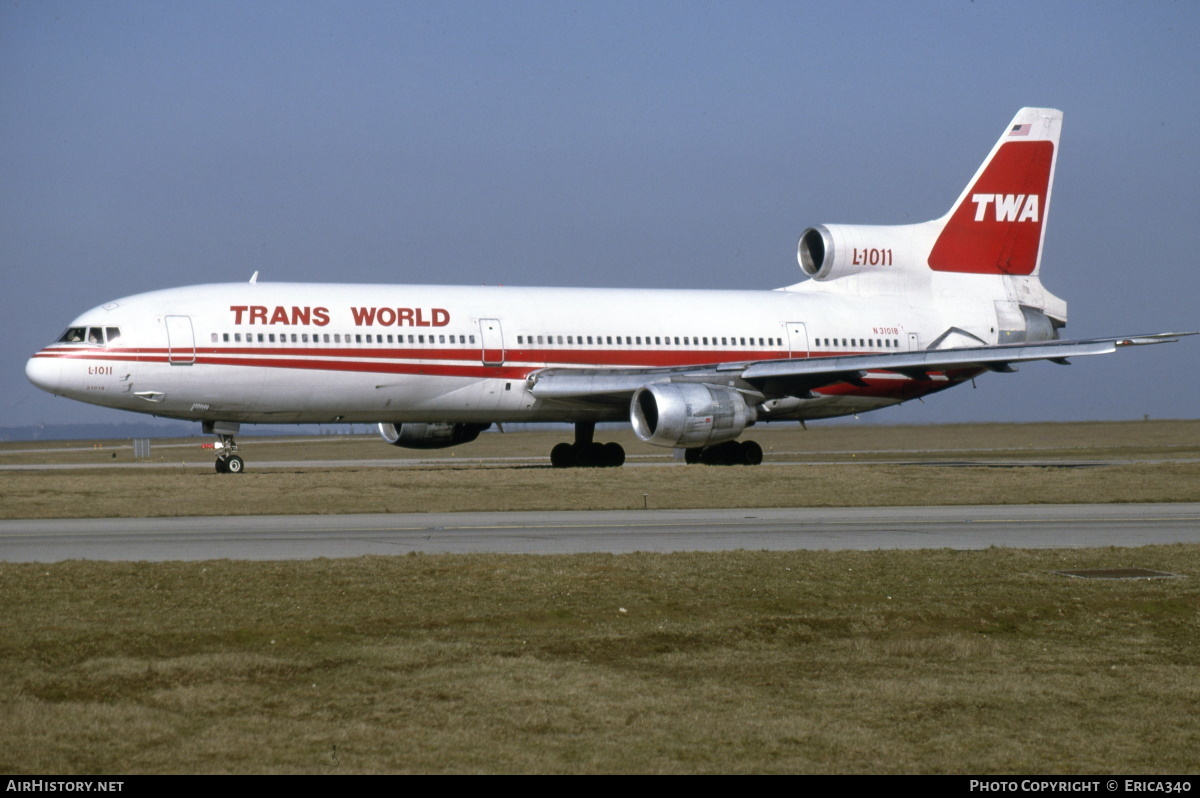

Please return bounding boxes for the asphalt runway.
[2,503,1199,562]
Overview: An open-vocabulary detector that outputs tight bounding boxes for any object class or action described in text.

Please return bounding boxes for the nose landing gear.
[215,447,244,474]
[204,420,246,475]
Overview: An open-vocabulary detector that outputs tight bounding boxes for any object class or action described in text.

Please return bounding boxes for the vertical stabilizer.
[927,107,1061,276]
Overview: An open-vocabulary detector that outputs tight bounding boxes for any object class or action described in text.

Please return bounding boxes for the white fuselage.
[26,278,978,426]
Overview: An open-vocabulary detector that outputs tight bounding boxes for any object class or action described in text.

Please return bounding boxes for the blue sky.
[3,1,1198,428]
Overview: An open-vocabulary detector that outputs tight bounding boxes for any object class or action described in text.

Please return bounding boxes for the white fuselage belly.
[29,282,964,425]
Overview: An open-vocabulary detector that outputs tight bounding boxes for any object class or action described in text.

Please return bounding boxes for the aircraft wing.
[528,332,1194,404]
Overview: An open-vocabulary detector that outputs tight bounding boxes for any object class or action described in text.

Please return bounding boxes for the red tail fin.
[927,108,1061,276]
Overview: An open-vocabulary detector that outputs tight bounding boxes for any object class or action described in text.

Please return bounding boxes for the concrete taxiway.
[2,503,1199,562]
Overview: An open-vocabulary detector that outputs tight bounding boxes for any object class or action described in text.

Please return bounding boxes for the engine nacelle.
[630,383,756,449]
[995,303,1060,344]
[798,223,920,281]
[377,422,489,450]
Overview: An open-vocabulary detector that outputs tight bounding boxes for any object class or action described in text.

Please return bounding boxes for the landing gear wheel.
[603,442,626,467]
[549,438,626,468]
[739,440,764,466]
[551,442,575,468]
[208,425,245,474]
[686,440,763,466]
[583,442,606,467]
[701,441,741,465]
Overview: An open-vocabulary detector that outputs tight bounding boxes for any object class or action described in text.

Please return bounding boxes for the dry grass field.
[3,420,1200,519]
[2,546,1198,773]
[3,420,1198,773]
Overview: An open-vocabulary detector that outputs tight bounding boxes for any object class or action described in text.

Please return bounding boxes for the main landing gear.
[551,422,626,468]
[204,421,246,475]
[683,440,764,466]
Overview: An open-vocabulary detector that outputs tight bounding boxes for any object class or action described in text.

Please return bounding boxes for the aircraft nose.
[26,353,63,395]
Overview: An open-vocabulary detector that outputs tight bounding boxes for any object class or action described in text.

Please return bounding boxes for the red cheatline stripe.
[32,346,964,379]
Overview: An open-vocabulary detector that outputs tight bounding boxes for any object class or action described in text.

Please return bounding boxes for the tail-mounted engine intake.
[798,223,921,281]
[378,422,490,450]
[630,383,756,448]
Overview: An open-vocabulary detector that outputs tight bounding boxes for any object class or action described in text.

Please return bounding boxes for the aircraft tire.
[740,440,764,466]
[579,442,602,467]
[215,457,228,474]
[225,455,245,474]
[603,442,625,467]
[700,442,733,465]
[683,447,702,465]
[550,442,575,468]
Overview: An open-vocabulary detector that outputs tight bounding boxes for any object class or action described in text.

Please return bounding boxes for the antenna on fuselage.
[249,271,259,284]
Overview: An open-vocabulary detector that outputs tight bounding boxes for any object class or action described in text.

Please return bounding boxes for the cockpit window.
[58,327,87,344]
[56,326,120,346]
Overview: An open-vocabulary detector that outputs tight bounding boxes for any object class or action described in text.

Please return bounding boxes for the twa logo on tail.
[927,108,1060,276]
[971,193,1040,223]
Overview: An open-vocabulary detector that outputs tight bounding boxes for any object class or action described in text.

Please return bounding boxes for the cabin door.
[785,322,810,358]
[165,315,196,365]
[479,319,505,366]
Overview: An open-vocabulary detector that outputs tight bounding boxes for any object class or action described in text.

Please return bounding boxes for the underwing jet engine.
[630,383,763,465]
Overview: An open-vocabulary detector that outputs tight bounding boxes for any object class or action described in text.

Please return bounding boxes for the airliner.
[25,108,1190,473]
